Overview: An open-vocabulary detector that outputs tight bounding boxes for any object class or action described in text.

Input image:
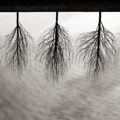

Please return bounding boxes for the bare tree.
[35,12,73,82]
[76,12,117,77]
[2,12,33,75]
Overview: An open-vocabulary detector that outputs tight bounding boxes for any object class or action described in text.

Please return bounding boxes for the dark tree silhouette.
[2,12,33,75]
[76,12,117,77]
[35,12,72,82]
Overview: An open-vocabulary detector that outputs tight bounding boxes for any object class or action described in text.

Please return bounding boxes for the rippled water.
[0,59,120,120]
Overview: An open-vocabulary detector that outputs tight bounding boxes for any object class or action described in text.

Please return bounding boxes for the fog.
[0,12,120,120]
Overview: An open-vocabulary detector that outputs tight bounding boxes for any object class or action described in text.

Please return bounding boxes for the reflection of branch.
[3,22,33,74]
[35,22,72,82]
[76,13,116,77]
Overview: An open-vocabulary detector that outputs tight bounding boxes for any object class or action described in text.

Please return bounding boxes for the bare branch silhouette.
[2,12,33,75]
[76,12,117,77]
[35,12,72,82]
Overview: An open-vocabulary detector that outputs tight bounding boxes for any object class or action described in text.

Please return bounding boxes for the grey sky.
[0,12,120,40]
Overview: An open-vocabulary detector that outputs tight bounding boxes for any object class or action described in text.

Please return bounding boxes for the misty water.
[0,57,120,120]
